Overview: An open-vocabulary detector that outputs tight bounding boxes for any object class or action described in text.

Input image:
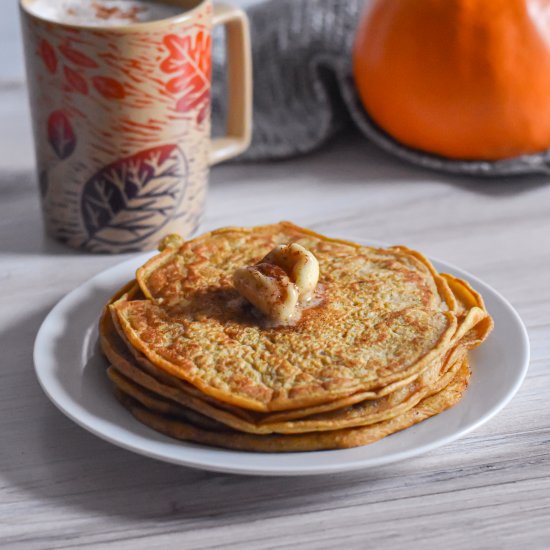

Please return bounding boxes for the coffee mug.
[20,0,251,253]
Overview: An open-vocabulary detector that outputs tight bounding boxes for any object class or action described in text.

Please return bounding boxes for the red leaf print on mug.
[176,89,210,113]
[59,44,98,68]
[92,76,125,99]
[64,66,89,94]
[39,40,57,74]
[47,110,76,159]
[196,101,209,125]
[161,31,211,114]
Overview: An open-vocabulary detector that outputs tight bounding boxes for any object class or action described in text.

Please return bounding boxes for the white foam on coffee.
[27,0,184,27]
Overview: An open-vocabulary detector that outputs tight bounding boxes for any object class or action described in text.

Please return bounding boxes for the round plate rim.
[33,236,530,476]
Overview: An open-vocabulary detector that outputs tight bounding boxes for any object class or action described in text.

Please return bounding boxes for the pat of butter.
[233,243,320,324]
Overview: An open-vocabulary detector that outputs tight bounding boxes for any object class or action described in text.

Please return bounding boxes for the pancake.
[112,222,464,412]
[101,295,447,423]
[113,360,471,452]
[109,304,435,418]
[108,376,228,432]
[102,303,446,432]
[98,223,493,452]
[107,346,466,434]
[102,298,483,432]
[100,267,490,434]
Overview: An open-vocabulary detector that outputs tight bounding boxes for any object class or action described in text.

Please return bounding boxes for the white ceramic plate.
[33,238,529,476]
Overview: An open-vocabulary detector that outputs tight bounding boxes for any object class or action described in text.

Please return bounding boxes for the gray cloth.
[213,0,550,176]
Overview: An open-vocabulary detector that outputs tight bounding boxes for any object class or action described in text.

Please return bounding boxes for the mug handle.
[209,3,252,165]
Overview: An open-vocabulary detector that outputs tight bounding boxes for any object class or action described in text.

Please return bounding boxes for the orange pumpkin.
[353,0,550,160]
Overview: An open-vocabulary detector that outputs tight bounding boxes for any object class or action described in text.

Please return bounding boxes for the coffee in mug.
[20,0,252,253]
[27,0,183,27]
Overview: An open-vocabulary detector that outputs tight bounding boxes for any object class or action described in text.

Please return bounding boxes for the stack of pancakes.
[99,222,493,452]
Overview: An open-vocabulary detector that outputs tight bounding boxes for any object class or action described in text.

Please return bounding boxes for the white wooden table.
[1,82,549,549]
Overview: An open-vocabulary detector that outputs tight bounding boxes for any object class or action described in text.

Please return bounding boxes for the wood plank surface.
[0,83,549,549]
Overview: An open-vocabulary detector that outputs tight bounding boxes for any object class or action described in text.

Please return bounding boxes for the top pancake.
[113,222,464,412]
